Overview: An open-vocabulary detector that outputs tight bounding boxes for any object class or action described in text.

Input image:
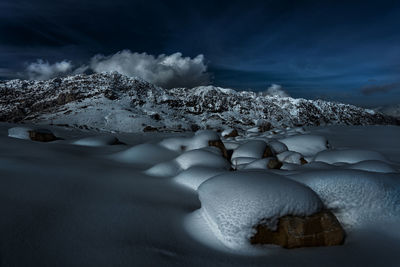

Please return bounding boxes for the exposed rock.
[208,140,229,159]
[258,122,272,132]
[250,210,345,249]
[223,129,239,138]
[300,158,308,165]
[143,126,158,132]
[262,145,274,158]
[267,158,283,169]
[28,129,58,142]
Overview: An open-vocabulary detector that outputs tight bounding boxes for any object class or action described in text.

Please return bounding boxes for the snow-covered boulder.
[110,143,179,165]
[289,170,400,228]
[173,167,225,190]
[8,127,58,142]
[279,135,329,157]
[8,126,33,140]
[347,160,397,173]
[243,158,283,170]
[72,135,122,147]
[231,140,272,160]
[277,151,307,165]
[314,149,387,164]
[221,128,238,138]
[268,140,288,154]
[197,171,324,249]
[145,149,230,177]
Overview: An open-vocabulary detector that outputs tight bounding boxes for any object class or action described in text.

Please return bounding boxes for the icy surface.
[197,171,323,249]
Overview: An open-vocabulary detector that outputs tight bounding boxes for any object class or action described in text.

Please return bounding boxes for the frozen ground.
[0,122,400,266]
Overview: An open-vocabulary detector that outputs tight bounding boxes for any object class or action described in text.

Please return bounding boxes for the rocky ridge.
[1,72,398,132]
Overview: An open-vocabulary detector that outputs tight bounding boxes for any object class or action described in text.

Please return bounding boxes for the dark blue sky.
[1,0,400,106]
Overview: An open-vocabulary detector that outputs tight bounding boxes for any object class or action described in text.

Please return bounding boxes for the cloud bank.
[260,84,290,97]
[361,82,400,95]
[26,60,74,80]
[24,50,210,88]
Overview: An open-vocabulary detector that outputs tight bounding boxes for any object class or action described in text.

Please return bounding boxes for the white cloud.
[89,50,210,88]
[26,60,74,80]
[260,84,290,97]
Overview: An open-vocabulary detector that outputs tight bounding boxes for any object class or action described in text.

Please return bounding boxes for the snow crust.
[198,171,323,249]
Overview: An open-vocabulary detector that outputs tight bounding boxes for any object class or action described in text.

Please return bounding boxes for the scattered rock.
[250,210,345,249]
[262,145,274,158]
[208,140,229,159]
[222,128,239,138]
[150,113,161,121]
[267,158,283,169]
[143,126,158,132]
[300,158,308,165]
[258,122,272,132]
[28,129,58,142]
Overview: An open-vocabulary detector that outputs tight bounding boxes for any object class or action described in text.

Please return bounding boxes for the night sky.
[1,0,400,106]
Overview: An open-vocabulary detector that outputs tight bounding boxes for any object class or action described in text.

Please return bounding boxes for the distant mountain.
[0,73,398,132]
[374,104,400,119]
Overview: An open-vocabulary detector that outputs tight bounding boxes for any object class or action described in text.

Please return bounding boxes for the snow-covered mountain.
[1,72,398,132]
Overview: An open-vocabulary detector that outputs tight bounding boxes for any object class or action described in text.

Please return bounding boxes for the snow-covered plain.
[1,122,400,266]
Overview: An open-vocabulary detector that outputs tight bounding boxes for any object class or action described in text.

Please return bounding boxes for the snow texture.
[198,170,323,249]
[314,149,387,164]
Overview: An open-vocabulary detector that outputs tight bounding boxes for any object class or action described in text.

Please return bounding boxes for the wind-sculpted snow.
[0,73,398,133]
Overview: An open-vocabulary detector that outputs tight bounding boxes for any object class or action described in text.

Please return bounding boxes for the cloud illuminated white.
[260,84,290,97]
[89,50,209,88]
[26,60,74,80]
[24,51,210,88]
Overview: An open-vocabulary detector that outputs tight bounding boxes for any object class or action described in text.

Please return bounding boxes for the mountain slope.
[0,73,398,132]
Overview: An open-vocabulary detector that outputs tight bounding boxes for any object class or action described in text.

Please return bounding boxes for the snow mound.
[347,160,397,173]
[8,126,33,140]
[173,167,225,190]
[231,140,269,159]
[277,151,305,164]
[243,158,275,170]
[314,149,387,164]
[289,170,400,228]
[279,134,329,157]
[159,130,220,152]
[110,143,179,165]
[72,135,120,147]
[145,149,230,177]
[268,140,288,154]
[197,170,323,249]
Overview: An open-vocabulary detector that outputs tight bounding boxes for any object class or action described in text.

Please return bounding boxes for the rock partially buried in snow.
[277,151,307,165]
[231,140,273,160]
[251,210,345,249]
[221,128,239,138]
[146,148,231,177]
[72,135,123,147]
[197,171,324,249]
[8,127,58,142]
